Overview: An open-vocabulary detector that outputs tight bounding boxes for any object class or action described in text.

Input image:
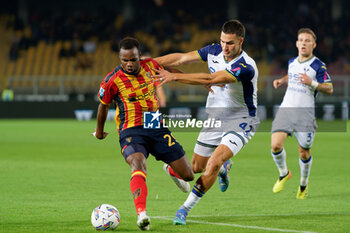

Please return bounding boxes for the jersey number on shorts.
[307,132,312,144]
[239,122,252,136]
[163,134,175,147]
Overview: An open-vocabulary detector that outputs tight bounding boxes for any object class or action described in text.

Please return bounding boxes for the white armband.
[310,80,319,90]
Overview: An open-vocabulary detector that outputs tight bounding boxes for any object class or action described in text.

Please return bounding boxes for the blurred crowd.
[5,0,350,75]
[240,0,350,74]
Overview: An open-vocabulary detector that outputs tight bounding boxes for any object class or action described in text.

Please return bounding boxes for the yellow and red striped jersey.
[98,58,162,132]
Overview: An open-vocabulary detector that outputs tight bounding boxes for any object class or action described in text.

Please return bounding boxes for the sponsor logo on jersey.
[231,67,241,77]
[99,87,105,98]
[239,63,247,68]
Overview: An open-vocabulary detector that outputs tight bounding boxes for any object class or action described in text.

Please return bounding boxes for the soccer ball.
[91,204,120,231]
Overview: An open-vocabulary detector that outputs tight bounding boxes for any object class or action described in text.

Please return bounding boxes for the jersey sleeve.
[143,58,164,70]
[144,58,163,87]
[288,57,297,65]
[310,59,332,84]
[197,45,211,62]
[197,43,221,62]
[98,72,119,105]
[154,59,164,70]
[225,62,255,82]
[316,64,332,84]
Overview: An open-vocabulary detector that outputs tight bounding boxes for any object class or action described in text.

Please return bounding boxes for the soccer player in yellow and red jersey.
[92,37,194,231]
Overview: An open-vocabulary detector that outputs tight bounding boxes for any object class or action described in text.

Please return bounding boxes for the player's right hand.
[151,67,176,87]
[204,84,216,94]
[273,79,282,89]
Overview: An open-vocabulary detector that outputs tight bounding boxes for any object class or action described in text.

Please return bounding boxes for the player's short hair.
[298,28,317,41]
[221,20,245,38]
[119,37,140,51]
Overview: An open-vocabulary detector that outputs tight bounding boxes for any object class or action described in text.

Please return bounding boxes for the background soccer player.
[270,28,333,199]
[153,19,259,225]
[92,37,194,231]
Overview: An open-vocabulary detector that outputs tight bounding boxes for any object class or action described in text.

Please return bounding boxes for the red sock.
[130,170,147,215]
[168,166,182,179]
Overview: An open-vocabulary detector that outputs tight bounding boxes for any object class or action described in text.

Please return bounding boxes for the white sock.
[183,185,205,212]
[299,156,312,187]
[219,165,225,175]
[271,148,288,177]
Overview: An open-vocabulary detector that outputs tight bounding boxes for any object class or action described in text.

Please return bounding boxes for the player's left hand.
[151,68,177,87]
[91,131,109,140]
[298,73,312,85]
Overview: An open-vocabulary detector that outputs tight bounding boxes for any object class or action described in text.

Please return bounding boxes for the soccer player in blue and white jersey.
[153,19,259,225]
[271,28,333,199]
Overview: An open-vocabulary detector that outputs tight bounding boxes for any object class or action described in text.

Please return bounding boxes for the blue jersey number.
[239,122,253,136]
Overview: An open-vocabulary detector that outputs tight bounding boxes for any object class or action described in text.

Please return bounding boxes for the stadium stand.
[0,0,349,100]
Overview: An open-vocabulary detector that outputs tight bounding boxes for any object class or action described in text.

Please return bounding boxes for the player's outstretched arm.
[152,68,211,85]
[273,75,288,89]
[154,51,200,67]
[152,68,235,86]
[92,103,109,139]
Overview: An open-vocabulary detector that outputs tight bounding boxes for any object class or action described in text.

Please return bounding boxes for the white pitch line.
[189,212,348,218]
[153,216,318,233]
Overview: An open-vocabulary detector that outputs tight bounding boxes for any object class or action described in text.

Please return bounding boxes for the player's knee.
[126,153,147,171]
[192,165,205,174]
[192,161,205,173]
[271,143,283,153]
[299,149,310,160]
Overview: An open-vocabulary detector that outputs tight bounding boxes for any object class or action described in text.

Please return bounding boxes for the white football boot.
[137,211,150,231]
[163,164,190,193]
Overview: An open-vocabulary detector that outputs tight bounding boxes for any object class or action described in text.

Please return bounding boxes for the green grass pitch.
[0,119,349,233]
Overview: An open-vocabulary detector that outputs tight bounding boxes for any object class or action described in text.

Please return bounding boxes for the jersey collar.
[297,55,314,64]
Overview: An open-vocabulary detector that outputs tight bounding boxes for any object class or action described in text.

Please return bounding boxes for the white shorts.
[294,131,316,149]
[194,117,259,157]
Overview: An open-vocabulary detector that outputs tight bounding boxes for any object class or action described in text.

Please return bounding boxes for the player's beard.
[224,48,241,61]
